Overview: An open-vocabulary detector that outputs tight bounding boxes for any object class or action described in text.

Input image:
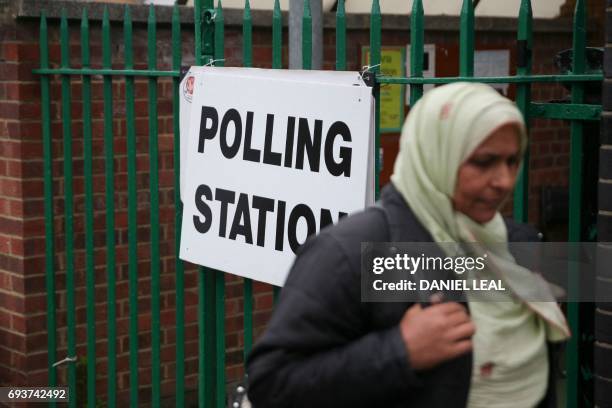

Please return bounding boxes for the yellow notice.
[363,47,405,132]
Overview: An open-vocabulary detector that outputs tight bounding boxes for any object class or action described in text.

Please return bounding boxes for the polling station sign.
[179,67,374,286]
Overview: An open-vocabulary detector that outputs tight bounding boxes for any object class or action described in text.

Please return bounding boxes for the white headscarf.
[390,82,569,340]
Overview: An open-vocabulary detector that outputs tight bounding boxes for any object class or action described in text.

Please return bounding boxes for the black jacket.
[246,183,558,408]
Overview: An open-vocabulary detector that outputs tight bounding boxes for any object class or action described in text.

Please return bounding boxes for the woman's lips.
[475,197,503,208]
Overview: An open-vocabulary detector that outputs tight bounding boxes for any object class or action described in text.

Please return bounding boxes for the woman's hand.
[399,300,475,370]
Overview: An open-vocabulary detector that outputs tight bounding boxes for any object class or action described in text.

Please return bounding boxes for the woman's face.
[452,124,521,224]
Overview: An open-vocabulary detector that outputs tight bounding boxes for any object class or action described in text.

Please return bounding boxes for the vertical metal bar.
[271,0,282,313]
[194,1,217,406]
[459,0,474,77]
[40,12,57,404]
[271,0,283,309]
[302,0,312,69]
[102,8,117,408]
[81,9,96,408]
[567,1,586,406]
[199,274,208,408]
[199,0,217,406]
[240,187,252,348]
[409,0,424,105]
[195,0,203,65]
[241,0,254,362]
[513,0,533,222]
[215,1,224,64]
[60,11,77,408]
[335,0,346,71]
[204,268,217,408]
[202,1,215,65]
[215,270,225,408]
[171,5,184,408]
[273,0,282,69]
[147,5,161,408]
[243,0,252,67]
[193,2,208,404]
[370,0,381,199]
[213,5,227,406]
[124,6,139,408]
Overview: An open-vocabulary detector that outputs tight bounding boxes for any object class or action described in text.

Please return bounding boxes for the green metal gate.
[34,0,602,406]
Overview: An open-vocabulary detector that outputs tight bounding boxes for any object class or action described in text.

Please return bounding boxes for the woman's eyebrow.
[470,152,499,159]
[472,150,520,158]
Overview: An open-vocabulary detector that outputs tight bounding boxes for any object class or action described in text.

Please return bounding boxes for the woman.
[246,83,569,408]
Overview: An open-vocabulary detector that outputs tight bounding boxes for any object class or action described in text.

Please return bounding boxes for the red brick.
[22,179,43,198]
[5,160,20,178]
[0,329,26,353]
[11,314,25,333]
[0,178,21,198]
[19,122,42,139]
[22,199,43,216]
[0,253,22,274]
[19,82,41,101]
[158,135,174,152]
[0,235,10,254]
[23,218,44,236]
[28,370,49,387]
[0,102,19,118]
[21,161,43,179]
[17,43,39,62]
[5,271,28,299]
[4,121,19,141]
[254,293,273,310]
[0,140,21,158]
[26,313,47,334]
[10,237,24,257]
[0,197,12,216]
[17,62,37,81]
[23,237,45,258]
[25,349,48,371]
[225,315,243,333]
[17,102,41,121]
[5,83,20,100]
[0,217,21,236]
[253,280,273,294]
[11,349,26,371]
[0,63,18,80]
[24,293,46,314]
[0,305,10,328]
[7,200,22,218]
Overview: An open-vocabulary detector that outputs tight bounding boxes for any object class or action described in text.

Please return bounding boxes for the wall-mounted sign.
[362,47,405,132]
[406,44,436,104]
[179,67,374,286]
[475,49,511,96]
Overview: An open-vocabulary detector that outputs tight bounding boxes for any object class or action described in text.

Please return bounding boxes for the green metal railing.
[36,5,182,408]
[80,10,95,408]
[35,0,601,407]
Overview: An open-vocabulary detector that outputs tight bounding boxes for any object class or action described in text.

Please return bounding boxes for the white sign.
[179,67,374,286]
[475,50,510,95]
[406,44,436,104]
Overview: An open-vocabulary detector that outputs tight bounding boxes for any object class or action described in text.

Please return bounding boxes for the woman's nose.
[491,164,516,191]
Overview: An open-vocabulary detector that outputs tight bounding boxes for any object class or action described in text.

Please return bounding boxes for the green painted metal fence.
[36,6,183,408]
[34,0,601,406]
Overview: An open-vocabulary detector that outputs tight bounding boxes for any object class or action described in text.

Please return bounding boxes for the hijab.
[390,82,569,340]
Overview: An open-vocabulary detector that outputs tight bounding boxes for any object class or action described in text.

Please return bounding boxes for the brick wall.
[0,5,282,405]
[0,1,47,392]
[0,0,604,405]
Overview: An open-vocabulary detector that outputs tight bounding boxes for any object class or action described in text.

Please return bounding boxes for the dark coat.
[246,183,559,408]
